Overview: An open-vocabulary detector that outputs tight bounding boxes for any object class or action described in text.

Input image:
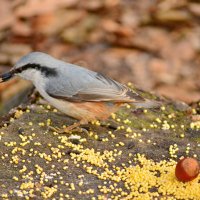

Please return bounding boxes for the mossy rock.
[0,90,199,199]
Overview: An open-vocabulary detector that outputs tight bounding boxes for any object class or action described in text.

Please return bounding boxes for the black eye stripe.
[13,63,57,77]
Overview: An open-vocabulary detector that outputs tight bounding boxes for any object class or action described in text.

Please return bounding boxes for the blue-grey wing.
[45,65,143,102]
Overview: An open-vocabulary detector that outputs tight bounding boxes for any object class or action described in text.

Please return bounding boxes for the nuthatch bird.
[0,52,145,132]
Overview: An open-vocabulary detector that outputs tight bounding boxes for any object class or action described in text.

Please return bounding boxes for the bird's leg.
[63,119,88,133]
[49,119,89,134]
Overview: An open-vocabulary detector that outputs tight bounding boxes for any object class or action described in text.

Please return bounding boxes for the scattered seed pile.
[0,88,200,199]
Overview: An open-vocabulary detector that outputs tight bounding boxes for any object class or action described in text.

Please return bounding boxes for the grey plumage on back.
[45,60,143,102]
[14,52,144,103]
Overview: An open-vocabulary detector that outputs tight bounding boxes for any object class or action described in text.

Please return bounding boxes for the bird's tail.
[130,99,162,109]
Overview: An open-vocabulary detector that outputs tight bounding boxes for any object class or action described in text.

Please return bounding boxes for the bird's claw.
[49,125,88,134]
[49,126,64,134]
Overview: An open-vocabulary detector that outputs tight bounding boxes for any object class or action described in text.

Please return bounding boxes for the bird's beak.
[0,71,14,83]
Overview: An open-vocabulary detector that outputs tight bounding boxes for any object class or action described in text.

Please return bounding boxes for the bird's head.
[0,52,58,83]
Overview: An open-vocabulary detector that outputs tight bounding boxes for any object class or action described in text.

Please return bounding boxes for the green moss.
[0,89,199,199]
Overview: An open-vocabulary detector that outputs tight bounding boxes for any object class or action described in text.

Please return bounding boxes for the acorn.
[175,157,200,182]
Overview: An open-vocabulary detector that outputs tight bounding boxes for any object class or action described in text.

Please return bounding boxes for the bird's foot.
[49,126,64,134]
[65,127,89,134]
[49,119,88,134]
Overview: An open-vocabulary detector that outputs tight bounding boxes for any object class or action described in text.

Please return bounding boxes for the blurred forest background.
[0,0,200,115]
